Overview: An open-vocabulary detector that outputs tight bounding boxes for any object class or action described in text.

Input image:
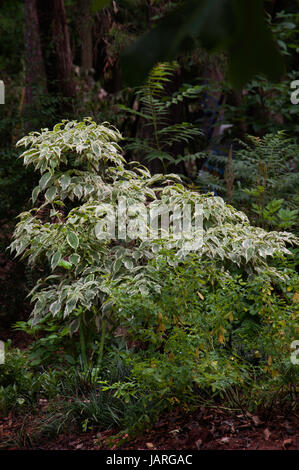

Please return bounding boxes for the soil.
[0,405,298,450]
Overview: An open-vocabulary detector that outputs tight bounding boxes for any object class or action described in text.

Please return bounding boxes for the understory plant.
[199,132,299,233]
[10,118,298,377]
[0,344,61,416]
[119,62,204,172]
[0,346,128,445]
[101,255,298,428]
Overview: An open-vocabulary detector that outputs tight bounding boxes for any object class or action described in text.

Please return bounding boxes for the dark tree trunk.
[52,0,76,98]
[24,0,47,106]
[93,7,122,93]
[37,0,76,100]
[78,0,93,77]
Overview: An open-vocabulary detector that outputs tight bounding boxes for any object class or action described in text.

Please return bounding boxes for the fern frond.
[197,170,226,194]
[159,123,203,146]
[146,62,178,99]
[165,83,206,107]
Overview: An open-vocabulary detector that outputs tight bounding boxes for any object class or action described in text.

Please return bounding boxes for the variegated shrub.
[10,118,298,355]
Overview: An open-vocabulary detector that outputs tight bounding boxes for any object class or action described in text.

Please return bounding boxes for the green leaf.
[69,318,80,335]
[121,0,284,89]
[32,186,41,204]
[59,174,71,191]
[64,297,78,317]
[64,354,76,365]
[67,231,79,250]
[91,142,101,157]
[39,172,52,190]
[123,258,134,270]
[74,185,83,199]
[69,253,81,265]
[49,300,61,316]
[91,0,110,13]
[45,186,57,202]
[51,251,62,270]
[58,259,73,270]
[102,300,114,315]
[244,247,255,262]
[118,105,150,120]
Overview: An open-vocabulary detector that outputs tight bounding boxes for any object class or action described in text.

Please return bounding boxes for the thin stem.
[97,319,106,369]
[79,321,88,370]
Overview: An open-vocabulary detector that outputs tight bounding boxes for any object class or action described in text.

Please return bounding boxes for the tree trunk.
[52,0,76,98]
[24,0,47,106]
[78,0,93,77]
[37,0,76,100]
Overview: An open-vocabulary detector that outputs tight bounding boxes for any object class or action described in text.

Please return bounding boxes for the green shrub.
[10,118,298,393]
[199,132,299,233]
[103,255,298,427]
[0,346,51,415]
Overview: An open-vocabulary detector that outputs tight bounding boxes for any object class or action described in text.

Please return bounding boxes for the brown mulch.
[0,406,298,451]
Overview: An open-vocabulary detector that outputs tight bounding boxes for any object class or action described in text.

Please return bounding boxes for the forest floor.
[0,402,298,450]
[1,329,298,451]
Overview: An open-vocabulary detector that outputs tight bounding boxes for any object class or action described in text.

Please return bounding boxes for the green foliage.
[269,10,299,58]
[0,345,129,444]
[1,1,299,441]
[9,118,298,430]
[0,0,24,74]
[121,0,284,89]
[14,316,78,367]
[233,133,298,207]
[0,345,59,415]
[199,132,299,233]
[120,62,203,172]
[221,71,299,136]
[25,363,128,440]
[103,255,298,427]
[0,121,297,441]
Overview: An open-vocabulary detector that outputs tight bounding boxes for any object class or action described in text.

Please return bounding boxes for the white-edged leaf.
[59,174,71,191]
[91,141,101,157]
[45,186,57,202]
[74,185,83,199]
[69,318,80,335]
[32,186,41,204]
[123,258,134,270]
[51,251,62,270]
[64,297,78,317]
[49,300,61,316]
[39,172,52,190]
[69,253,81,265]
[67,231,79,250]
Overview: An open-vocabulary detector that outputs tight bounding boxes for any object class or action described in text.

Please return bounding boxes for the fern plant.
[197,132,299,232]
[10,119,298,368]
[119,62,203,172]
